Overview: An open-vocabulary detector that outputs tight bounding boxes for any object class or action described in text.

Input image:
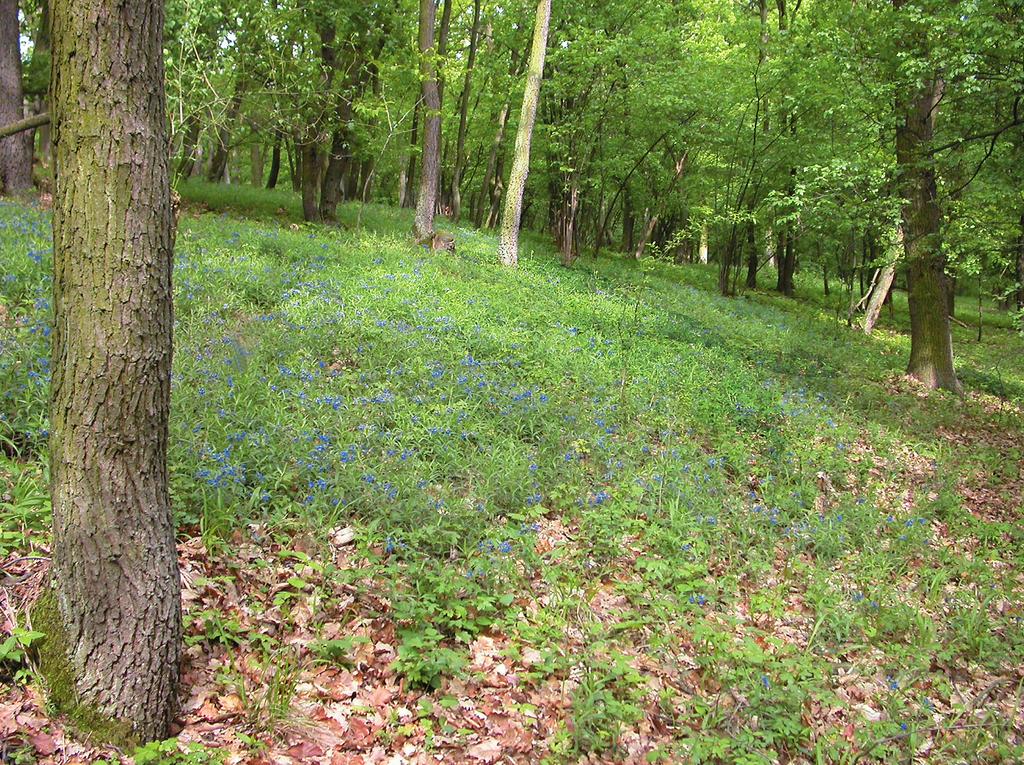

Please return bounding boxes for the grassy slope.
[1,183,1022,764]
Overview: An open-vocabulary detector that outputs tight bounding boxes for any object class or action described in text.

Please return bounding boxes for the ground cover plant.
[2,187,1022,763]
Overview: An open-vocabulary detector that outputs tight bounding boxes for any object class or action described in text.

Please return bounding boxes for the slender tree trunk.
[497,0,551,266]
[49,0,180,740]
[476,52,520,228]
[0,0,31,194]
[745,217,758,289]
[863,262,897,334]
[402,104,418,209]
[621,190,635,253]
[699,224,709,264]
[30,0,51,166]
[896,74,960,392]
[1016,213,1024,311]
[634,211,659,260]
[413,0,442,241]
[250,141,263,187]
[175,112,201,182]
[207,86,243,183]
[556,175,580,265]
[289,137,301,192]
[300,141,321,222]
[634,153,688,260]
[450,0,481,221]
[266,133,281,189]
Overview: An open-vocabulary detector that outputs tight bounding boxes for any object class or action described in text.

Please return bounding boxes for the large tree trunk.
[0,0,31,194]
[49,0,180,741]
[450,0,481,221]
[497,0,550,267]
[413,0,442,241]
[896,75,960,392]
[320,125,350,222]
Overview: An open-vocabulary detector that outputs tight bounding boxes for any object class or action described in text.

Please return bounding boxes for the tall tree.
[497,0,551,266]
[896,72,960,391]
[413,0,442,241]
[49,0,181,740]
[0,0,32,193]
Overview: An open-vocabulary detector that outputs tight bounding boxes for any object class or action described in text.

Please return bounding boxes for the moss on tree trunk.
[50,0,182,740]
[497,0,552,267]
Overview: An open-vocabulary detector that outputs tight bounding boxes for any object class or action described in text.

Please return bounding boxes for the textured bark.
[0,0,32,194]
[497,0,550,267]
[896,74,960,392]
[699,224,709,264]
[320,126,349,221]
[413,0,441,241]
[266,134,281,189]
[450,0,481,221]
[50,0,181,740]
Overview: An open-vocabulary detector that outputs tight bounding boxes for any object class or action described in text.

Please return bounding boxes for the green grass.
[1,188,1022,763]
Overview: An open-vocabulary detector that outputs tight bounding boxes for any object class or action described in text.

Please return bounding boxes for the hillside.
[2,189,1023,764]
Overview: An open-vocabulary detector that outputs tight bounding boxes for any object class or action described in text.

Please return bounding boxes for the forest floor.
[2,184,1023,764]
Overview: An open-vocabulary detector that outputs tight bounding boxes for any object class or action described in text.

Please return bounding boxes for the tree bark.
[1016,213,1024,311]
[413,0,442,241]
[266,133,281,189]
[497,0,551,267]
[863,261,897,334]
[0,0,32,194]
[29,0,50,165]
[0,111,49,139]
[250,141,263,187]
[896,74,960,392]
[289,137,300,192]
[49,0,180,740]
[300,140,321,222]
[745,217,758,289]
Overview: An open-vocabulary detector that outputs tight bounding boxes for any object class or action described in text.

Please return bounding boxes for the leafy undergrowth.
[1,191,1023,764]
